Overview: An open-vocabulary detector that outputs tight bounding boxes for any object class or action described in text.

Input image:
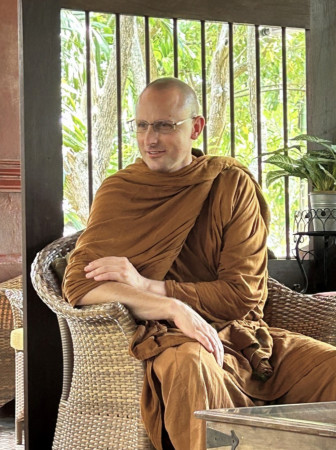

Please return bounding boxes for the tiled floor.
[0,402,24,450]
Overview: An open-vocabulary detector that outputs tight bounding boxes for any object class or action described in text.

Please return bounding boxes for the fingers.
[84,256,129,280]
[85,264,118,279]
[206,328,224,367]
[173,303,224,367]
[86,270,122,281]
[196,332,223,367]
[83,256,145,289]
[194,323,224,367]
[84,256,128,273]
[213,339,224,367]
[195,332,214,354]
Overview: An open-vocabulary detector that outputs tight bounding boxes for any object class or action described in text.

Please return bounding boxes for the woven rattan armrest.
[30,231,139,333]
[265,277,336,346]
[32,278,138,327]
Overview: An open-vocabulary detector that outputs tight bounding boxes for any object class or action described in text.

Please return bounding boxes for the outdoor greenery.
[264,134,336,191]
[61,10,307,256]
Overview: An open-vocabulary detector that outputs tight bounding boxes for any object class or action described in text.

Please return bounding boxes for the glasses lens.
[153,121,175,134]
[136,121,149,133]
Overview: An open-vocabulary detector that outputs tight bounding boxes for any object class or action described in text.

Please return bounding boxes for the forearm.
[78,280,176,321]
[144,279,167,296]
[142,273,262,322]
[78,272,224,365]
[165,276,267,322]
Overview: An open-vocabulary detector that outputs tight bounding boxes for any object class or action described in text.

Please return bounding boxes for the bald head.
[135,77,205,173]
[137,77,200,117]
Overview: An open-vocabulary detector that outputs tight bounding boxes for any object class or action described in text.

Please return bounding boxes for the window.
[61,10,307,257]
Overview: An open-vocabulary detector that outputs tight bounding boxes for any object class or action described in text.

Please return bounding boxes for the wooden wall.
[0,0,22,283]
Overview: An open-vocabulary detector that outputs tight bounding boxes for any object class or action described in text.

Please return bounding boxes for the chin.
[142,157,167,172]
[146,163,170,173]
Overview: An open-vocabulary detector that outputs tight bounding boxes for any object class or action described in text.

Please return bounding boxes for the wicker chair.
[30,233,336,450]
[0,276,22,409]
[5,284,24,445]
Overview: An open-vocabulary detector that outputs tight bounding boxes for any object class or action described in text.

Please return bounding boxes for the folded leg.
[277,354,336,404]
[152,341,254,450]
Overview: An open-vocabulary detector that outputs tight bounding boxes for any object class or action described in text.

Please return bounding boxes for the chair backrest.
[31,231,82,314]
[265,277,336,346]
[30,233,82,402]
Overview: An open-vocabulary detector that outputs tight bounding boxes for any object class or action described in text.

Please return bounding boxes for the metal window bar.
[145,16,150,84]
[200,20,208,154]
[85,11,93,208]
[255,25,262,187]
[282,27,291,259]
[173,18,178,78]
[229,22,235,158]
[80,13,305,257]
[115,13,123,170]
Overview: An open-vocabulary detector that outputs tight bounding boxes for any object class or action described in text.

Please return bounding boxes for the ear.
[191,116,205,140]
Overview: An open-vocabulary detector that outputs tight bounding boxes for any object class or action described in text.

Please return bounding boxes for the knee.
[153,342,202,378]
[153,342,221,387]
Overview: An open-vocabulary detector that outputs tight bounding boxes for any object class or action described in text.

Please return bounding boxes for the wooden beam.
[20,0,63,447]
[307,0,336,140]
[61,0,310,29]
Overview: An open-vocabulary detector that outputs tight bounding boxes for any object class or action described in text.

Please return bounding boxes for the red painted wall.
[0,0,22,282]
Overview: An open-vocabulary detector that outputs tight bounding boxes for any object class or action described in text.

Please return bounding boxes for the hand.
[84,256,147,290]
[172,301,224,367]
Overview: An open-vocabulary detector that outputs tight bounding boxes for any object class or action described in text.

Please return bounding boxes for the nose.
[144,124,159,145]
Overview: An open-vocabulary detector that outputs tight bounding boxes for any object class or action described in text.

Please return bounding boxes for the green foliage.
[64,211,86,231]
[61,12,307,256]
[264,134,336,191]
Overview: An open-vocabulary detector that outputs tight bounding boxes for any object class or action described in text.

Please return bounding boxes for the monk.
[63,77,336,450]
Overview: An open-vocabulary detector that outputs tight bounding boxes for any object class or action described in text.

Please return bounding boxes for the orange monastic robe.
[63,154,336,450]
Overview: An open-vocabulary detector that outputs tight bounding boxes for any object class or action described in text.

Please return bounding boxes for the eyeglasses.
[127,117,195,134]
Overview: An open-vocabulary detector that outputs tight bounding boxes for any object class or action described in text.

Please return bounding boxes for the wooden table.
[195,401,336,449]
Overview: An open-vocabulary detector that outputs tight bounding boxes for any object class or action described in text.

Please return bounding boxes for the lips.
[146,150,165,157]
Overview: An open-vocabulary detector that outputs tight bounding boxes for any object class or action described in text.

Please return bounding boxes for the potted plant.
[263,134,336,231]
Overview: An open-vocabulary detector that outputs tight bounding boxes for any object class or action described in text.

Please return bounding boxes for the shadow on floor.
[0,401,23,450]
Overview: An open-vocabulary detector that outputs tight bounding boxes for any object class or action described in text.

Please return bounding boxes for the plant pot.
[309,192,336,231]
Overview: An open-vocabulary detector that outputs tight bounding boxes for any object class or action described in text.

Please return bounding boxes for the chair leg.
[16,419,23,445]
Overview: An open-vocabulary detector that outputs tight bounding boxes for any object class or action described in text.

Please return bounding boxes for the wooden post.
[307,0,336,291]
[20,0,63,447]
[307,0,336,140]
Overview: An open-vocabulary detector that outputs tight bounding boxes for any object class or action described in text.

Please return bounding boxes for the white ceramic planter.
[309,192,336,231]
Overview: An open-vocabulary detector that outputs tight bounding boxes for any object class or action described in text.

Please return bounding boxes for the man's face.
[135,87,202,173]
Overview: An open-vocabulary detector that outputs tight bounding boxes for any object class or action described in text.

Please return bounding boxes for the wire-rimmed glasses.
[127,117,195,134]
